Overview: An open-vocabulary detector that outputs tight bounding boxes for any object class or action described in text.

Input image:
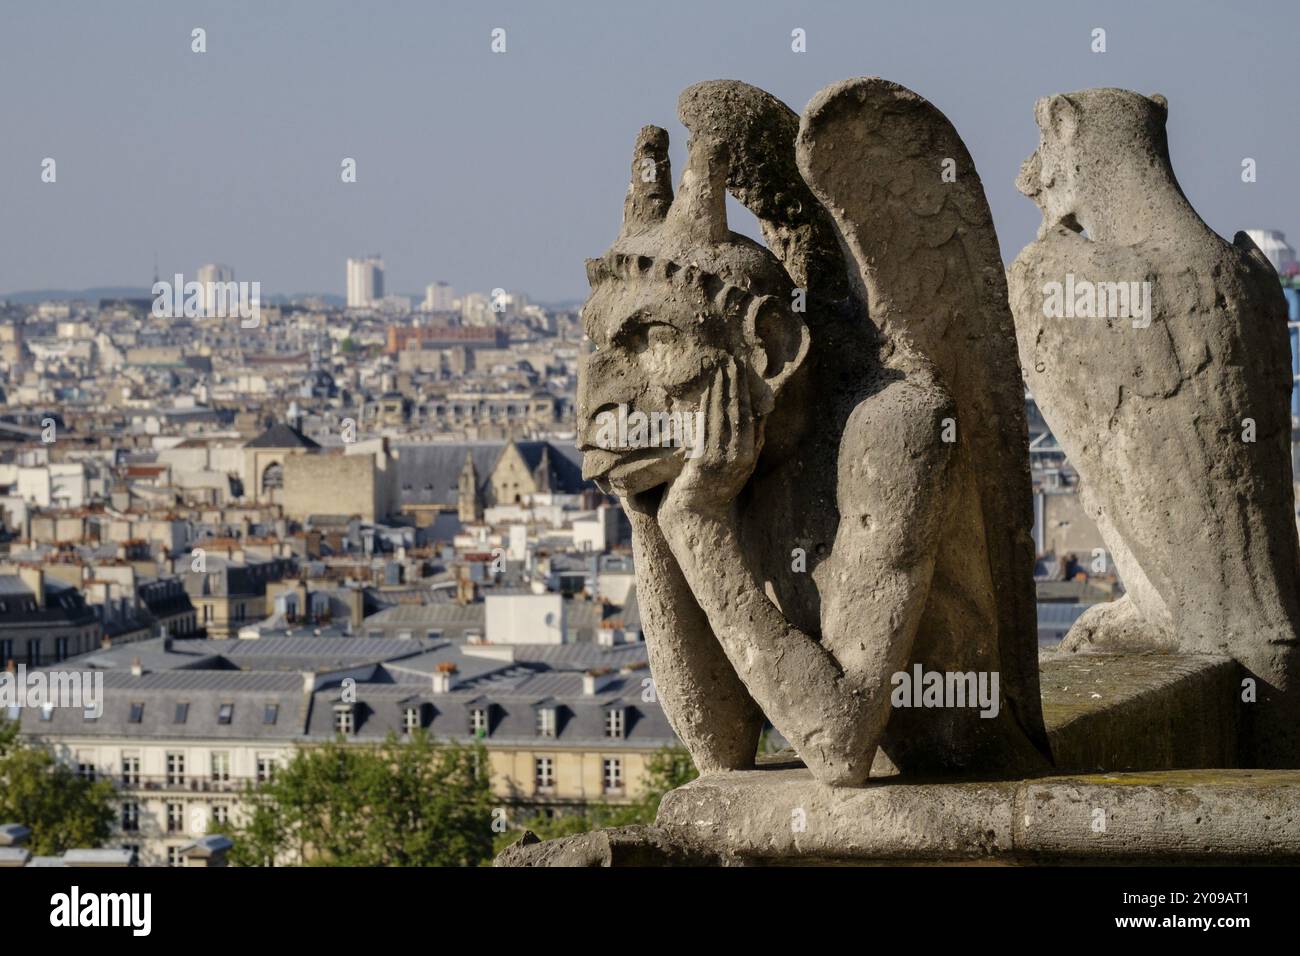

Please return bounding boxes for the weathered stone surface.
[1018,771,1300,862]
[577,77,1049,787]
[652,767,1300,864]
[1007,88,1300,765]
[492,826,720,867]
[1040,652,1239,771]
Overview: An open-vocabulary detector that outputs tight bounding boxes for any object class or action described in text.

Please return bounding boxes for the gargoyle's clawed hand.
[659,356,761,522]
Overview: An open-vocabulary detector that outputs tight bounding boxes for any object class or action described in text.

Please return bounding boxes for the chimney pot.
[130,657,143,677]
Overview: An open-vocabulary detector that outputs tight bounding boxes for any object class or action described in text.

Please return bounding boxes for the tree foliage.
[226,733,495,867]
[0,717,116,856]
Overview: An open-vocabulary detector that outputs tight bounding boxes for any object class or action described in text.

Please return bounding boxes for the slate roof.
[16,633,673,748]
[244,423,320,450]
[0,575,98,629]
[396,440,587,509]
[397,442,504,508]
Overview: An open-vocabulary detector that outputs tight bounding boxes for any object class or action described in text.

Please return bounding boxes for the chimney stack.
[130,657,143,677]
[582,668,613,696]
[17,567,43,608]
[432,662,457,694]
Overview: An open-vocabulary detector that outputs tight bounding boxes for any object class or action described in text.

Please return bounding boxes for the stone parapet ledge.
[1039,652,1240,772]
[654,767,1300,864]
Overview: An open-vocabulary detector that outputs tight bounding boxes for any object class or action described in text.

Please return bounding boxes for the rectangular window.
[602,757,623,793]
[121,755,140,786]
[55,637,68,662]
[403,707,420,734]
[535,756,555,791]
[121,802,139,833]
[211,751,230,783]
[470,707,488,737]
[263,703,279,725]
[128,702,144,724]
[256,757,276,784]
[604,708,625,739]
[26,640,40,667]
[166,752,185,786]
[212,804,229,826]
[174,702,189,724]
[0,640,11,666]
[167,846,182,867]
[217,702,234,725]
[166,803,183,833]
[334,708,354,735]
[77,759,96,782]
[537,707,556,738]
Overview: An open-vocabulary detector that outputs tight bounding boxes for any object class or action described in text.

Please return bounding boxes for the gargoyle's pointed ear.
[664,136,729,245]
[1036,94,1079,141]
[619,126,673,239]
[744,295,809,413]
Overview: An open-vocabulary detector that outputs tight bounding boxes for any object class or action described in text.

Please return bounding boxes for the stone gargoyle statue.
[1007,88,1300,765]
[577,78,1053,786]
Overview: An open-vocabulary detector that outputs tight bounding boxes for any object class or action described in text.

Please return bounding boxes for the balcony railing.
[115,774,248,794]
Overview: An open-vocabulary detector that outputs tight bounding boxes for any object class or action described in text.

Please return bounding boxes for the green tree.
[227,733,495,867]
[0,717,115,855]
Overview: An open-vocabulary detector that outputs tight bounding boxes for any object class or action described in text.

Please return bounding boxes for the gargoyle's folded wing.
[797,78,1050,761]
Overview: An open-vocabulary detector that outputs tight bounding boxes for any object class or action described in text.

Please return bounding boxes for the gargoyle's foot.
[1060,595,1178,654]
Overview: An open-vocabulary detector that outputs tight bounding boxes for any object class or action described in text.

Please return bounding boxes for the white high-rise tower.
[346,256,385,308]
[423,281,455,311]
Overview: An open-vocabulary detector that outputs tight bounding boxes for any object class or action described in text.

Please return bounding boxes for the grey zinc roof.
[81,638,223,672]
[244,423,320,449]
[361,602,486,639]
[395,439,588,508]
[15,632,676,749]
[216,635,438,670]
[506,642,648,670]
[306,670,673,747]
[20,670,307,739]
[397,442,503,507]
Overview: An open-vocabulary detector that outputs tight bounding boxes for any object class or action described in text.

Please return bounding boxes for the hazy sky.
[1,0,1295,302]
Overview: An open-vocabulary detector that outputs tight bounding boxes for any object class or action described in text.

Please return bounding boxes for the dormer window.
[536,707,557,738]
[469,707,489,738]
[217,703,234,725]
[263,704,279,725]
[604,707,625,739]
[128,702,144,724]
[174,702,189,724]
[334,704,355,735]
[403,706,421,734]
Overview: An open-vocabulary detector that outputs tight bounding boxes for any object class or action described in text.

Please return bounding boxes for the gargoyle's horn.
[664,135,729,244]
[619,126,673,239]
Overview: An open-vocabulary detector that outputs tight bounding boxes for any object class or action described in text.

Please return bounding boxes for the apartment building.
[182,556,293,638]
[0,569,100,668]
[17,634,675,866]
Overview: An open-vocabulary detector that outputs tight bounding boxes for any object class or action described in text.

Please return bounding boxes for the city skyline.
[2,0,1296,301]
